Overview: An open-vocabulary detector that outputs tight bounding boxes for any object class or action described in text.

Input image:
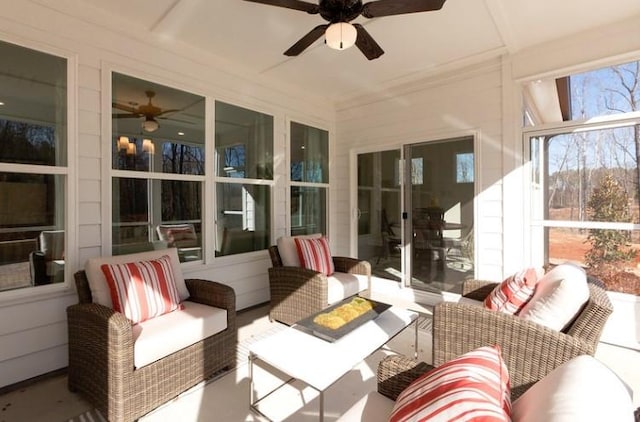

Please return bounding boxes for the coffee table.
[248,306,418,421]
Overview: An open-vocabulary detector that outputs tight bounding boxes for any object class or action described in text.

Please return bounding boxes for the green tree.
[585,174,637,266]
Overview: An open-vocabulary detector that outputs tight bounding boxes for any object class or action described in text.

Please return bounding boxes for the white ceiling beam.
[483,0,520,54]
[150,0,202,39]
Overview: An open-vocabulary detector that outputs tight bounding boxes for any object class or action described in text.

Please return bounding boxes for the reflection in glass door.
[405,136,475,293]
[357,150,403,282]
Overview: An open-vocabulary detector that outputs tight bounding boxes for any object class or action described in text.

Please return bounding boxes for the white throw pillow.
[276,233,322,267]
[84,247,189,308]
[518,263,589,331]
[511,355,634,422]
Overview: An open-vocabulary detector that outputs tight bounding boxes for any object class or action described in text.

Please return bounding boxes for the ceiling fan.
[112,90,178,132]
[243,0,447,60]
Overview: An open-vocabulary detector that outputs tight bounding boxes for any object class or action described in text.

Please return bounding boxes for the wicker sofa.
[433,275,613,399]
[267,237,371,325]
[67,249,237,422]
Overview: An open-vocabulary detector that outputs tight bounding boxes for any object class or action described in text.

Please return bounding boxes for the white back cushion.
[84,247,189,308]
[518,263,589,331]
[276,233,322,267]
[132,301,227,368]
[511,355,633,422]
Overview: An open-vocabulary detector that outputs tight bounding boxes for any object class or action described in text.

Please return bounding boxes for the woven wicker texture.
[68,271,237,422]
[377,354,434,401]
[267,245,371,325]
[433,276,613,399]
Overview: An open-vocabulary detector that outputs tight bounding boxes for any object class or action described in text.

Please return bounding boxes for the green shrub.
[585,174,636,267]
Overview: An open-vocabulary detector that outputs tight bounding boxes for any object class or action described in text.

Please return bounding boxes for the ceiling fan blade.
[362,0,446,18]
[112,102,138,113]
[353,24,384,60]
[243,0,319,14]
[112,113,142,119]
[155,108,181,117]
[284,24,328,56]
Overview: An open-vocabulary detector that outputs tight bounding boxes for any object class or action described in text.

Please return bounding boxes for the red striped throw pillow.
[294,236,335,276]
[389,345,511,422]
[100,255,183,324]
[484,267,543,315]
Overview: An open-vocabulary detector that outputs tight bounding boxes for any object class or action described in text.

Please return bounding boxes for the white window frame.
[213,100,275,259]
[0,38,76,304]
[104,69,207,265]
[523,114,640,267]
[286,118,331,236]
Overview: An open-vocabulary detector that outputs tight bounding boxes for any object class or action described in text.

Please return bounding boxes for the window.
[0,40,68,291]
[290,121,328,236]
[525,59,640,296]
[411,158,424,185]
[456,152,474,183]
[111,72,205,262]
[215,101,273,256]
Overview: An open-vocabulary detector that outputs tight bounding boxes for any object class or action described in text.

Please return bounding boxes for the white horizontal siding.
[1,344,69,388]
[335,60,505,281]
[0,1,332,389]
[0,0,639,390]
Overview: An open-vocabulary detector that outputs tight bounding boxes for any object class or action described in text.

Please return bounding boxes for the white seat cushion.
[511,355,634,422]
[336,392,394,422]
[132,300,227,368]
[327,273,369,305]
[84,248,189,308]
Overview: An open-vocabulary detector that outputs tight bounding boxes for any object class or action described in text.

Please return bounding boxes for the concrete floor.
[0,288,638,421]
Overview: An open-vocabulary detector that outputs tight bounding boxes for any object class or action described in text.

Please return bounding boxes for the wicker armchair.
[432,276,613,399]
[267,245,371,325]
[67,271,237,422]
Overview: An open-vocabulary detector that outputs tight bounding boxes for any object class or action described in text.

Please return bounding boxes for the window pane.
[0,173,65,290]
[570,61,640,121]
[411,158,423,185]
[290,122,328,183]
[456,152,474,183]
[291,187,326,236]
[112,178,149,255]
[381,150,401,189]
[215,101,273,179]
[112,178,202,261]
[358,154,373,187]
[546,227,639,294]
[216,183,270,256]
[0,41,67,166]
[524,60,640,126]
[112,73,205,175]
[532,127,640,223]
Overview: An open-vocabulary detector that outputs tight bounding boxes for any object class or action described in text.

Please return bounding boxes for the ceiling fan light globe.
[142,118,159,132]
[325,22,357,51]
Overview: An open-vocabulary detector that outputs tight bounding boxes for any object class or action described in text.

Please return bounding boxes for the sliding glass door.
[405,136,474,293]
[357,149,403,281]
[356,136,475,294]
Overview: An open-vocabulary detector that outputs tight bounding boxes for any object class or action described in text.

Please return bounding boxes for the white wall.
[334,59,507,281]
[1,1,640,389]
[0,1,334,388]
[334,14,640,285]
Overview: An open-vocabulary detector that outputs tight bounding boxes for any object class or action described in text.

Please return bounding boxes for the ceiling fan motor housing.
[319,0,363,23]
[243,0,447,60]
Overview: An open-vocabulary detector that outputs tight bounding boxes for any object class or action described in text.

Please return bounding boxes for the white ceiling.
[50,0,640,103]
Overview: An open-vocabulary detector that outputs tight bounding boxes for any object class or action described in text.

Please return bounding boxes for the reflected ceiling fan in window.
[243,0,446,60]
[112,90,179,132]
